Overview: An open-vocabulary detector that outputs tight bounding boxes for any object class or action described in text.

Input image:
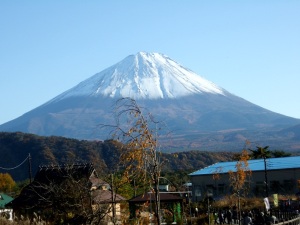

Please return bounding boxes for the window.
[254,181,264,195]
[194,185,201,198]
[270,181,280,193]
[206,184,214,194]
[218,184,225,194]
[283,180,293,192]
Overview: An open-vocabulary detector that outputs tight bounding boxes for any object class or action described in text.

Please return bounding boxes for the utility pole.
[28,153,32,183]
[263,156,269,197]
[208,196,210,225]
[207,192,213,225]
[238,191,241,225]
[111,173,116,224]
[153,161,161,225]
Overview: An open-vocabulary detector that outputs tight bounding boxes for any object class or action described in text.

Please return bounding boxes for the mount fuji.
[48,52,225,101]
[1,52,299,151]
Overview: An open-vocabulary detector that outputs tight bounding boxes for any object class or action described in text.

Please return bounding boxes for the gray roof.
[190,156,300,176]
[92,190,126,204]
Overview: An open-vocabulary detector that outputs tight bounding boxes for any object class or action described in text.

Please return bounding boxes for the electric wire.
[0,155,29,170]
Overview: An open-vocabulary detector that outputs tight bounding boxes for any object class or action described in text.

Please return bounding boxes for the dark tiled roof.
[34,163,95,183]
[11,163,96,209]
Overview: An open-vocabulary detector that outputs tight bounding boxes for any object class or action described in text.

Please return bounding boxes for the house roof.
[10,163,97,209]
[92,190,126,204]
[0,193,13,208]
[190,156,300,176]
[34,163,95,184]
[129,192,183,203]
[10,163,127,211]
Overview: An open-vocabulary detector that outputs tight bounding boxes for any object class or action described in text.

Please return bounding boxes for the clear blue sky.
[1,1,299,125]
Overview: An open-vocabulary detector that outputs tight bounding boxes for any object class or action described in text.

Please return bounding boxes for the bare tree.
[109,98,165,225]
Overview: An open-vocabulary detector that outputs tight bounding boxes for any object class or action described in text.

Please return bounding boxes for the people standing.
[214,212,218,224]
[226,210,232,224]
[232,209,238,224]
[243,213,252,225]
[218,210,224,224]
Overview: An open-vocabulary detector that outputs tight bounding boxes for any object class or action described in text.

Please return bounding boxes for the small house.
[0,193,13,220]
[10,163,126,224]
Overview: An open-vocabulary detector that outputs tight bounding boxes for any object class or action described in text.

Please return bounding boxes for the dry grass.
[212,195,265,210]
[0,217,48,225]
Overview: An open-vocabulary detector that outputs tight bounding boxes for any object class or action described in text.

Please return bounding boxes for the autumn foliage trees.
[228,149,252,196]
[0,173,16,193]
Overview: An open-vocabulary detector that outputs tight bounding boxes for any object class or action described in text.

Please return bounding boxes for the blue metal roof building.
[189,156,300,200]
[190,156,300,176]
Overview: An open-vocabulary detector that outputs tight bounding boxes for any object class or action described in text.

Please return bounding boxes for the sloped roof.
[129,192,183,203]
[92,190,126,204]
[34,163,95,184]
[11,163,96,209]
[0,193,13,208]
[190,156,300,176]
[89,176,110,189]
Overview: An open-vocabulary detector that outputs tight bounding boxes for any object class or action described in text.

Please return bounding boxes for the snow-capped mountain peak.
[52,52,225,102]
[1,52,300,151]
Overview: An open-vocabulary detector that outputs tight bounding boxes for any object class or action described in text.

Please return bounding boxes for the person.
[248,210,253,219]
[226,210,232,224]
[243,213,252,225]
[214,212,218,224]
[232,209,238,224]
[218,210,224,224]
[255,212,265,225]
[266,212,277,225]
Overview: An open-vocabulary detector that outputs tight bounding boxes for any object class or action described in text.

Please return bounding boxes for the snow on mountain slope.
[50,52,225,103]
[1,52,300,151]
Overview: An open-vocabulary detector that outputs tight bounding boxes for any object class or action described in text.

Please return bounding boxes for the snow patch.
[48,52,226,103]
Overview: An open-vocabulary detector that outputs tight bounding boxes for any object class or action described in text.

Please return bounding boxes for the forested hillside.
[0,132,236,181]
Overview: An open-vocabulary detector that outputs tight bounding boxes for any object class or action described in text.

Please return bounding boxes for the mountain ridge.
[0,131,238,181]
[1,52,300,151]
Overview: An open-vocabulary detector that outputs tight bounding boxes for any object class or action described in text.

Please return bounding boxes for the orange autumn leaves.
[113,98,161,184]
[228,149,252,194]
[0,173,16,193]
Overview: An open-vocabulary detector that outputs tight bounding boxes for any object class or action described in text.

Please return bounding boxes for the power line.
[0,155,29,170]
